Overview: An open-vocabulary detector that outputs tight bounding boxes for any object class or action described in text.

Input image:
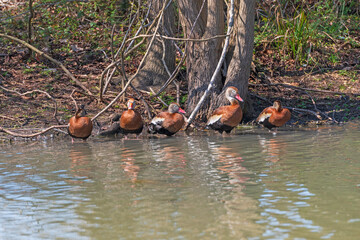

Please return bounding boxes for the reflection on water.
[0,123,360,239]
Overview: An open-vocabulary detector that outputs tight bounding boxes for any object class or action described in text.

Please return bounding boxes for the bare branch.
[92,0,171,121]
[249,82,360,96]
[0,34,93,96]
[0,125,68,138]
[0,85,61,124]
[150,87,168,107]
[69,89,78,110]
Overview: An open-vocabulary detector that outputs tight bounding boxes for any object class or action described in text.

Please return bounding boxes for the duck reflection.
[208,142,263,238]
[119,147,140,186]
[212,145,249,185]
[69,143,94,183]
[259,136,288,163]
[148,139,187,177]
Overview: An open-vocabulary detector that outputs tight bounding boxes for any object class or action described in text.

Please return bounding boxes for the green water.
[0,123,359,239]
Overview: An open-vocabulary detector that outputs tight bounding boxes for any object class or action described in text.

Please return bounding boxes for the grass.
[255,0,359,66]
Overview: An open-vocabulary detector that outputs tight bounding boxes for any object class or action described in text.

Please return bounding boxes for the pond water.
[1,123,360,239]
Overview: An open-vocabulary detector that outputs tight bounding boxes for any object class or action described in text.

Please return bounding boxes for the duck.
[119,98,144,136]
[68,105,93,141]
[256,100,291,130]
[206,86,244,134]
[148,102,186,136]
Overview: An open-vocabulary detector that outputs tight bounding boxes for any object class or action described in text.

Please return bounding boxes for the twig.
[69,89,78,110]
[0,115,17,121]
[99,13,138,101]
[160,38,180,104]
[249,92,272,104]
[302,91,338,123]
[0,125,68,138]
[0,33,93,96]
[185,0,235,130]
[150,87,168,107]
[0,85,60,124]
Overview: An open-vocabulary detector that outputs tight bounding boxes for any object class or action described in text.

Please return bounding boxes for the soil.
[1,43,360,140]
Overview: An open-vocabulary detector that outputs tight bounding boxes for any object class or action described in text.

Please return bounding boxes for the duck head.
[225,86,243,104]
[127,98,136,110]
[168,103,186,114]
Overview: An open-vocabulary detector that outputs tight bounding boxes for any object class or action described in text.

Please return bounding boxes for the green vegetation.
[255,0,359,66]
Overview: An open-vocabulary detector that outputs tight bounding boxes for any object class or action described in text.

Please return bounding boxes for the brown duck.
[68,105,93,141]
[119,98,144,136]
[148,103,186,136]
[256,100,291,130]
[206,86,244,134]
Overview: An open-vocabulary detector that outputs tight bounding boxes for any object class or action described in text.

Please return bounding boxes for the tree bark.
[210,0,255,117]
[178,0,225,121]
[132,0,176,91]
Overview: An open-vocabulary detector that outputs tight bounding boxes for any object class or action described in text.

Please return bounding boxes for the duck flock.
[68,86,291,141]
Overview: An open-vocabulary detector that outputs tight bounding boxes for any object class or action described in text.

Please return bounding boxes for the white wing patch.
[257,113,272,123]
[151,117,165,125]
[207,114,222,125]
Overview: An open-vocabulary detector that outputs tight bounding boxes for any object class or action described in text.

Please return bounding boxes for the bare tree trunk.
[178,0,224,121]
[132,0,175,90]
[210,0,255,117]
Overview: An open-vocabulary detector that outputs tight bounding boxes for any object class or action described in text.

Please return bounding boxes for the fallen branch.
[126,33,229,43]
[249,82,360,96]
[0,33,93,96]
[0,85,61,124]
[302,91,338,123]
[185,0,235,130]
[0,125,68,138]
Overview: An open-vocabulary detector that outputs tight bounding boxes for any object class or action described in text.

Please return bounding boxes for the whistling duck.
[68,105,93,141]
[207,86,244,134]
[119,98,144,136]
[148,103,186,136]
[256,100,291,130]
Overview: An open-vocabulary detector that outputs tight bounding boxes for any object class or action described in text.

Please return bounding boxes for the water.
[1,123,360,239]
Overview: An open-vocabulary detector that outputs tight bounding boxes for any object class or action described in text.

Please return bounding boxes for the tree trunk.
[132,0,175,91]
[178,0,224,121]
[210,0,255,117]
[179,0,255,120]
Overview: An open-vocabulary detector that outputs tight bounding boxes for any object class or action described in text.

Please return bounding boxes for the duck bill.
[128,102,134,110]
[235,94,244,102]
[179,108,186,114]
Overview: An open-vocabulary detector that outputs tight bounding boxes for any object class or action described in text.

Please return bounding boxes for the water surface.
[1,123,359,239]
